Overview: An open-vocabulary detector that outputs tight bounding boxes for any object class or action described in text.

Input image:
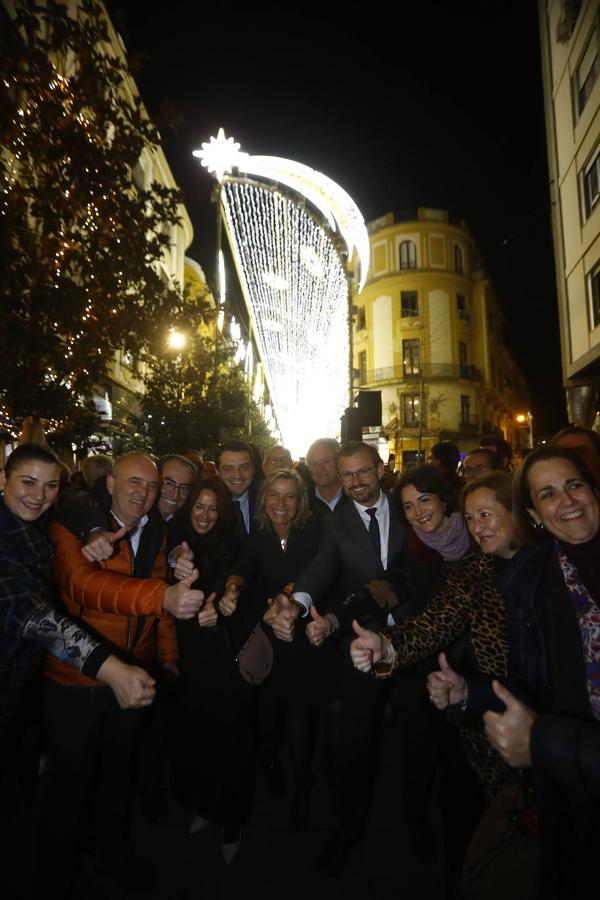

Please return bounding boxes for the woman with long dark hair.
[168,476,250,864]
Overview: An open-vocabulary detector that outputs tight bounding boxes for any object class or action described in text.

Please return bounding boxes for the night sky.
[110,0,565,435]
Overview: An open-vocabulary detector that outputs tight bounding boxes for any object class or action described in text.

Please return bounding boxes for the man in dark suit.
[264,441,405,873]
[216,440,260,540]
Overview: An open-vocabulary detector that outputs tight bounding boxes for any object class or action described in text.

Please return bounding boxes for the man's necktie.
[233,498,247,534]
[366,507,381,562]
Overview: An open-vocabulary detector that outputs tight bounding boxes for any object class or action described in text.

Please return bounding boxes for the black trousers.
[38,682,148,875]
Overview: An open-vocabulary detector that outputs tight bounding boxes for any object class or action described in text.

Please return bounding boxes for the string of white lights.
[220,179,349,455]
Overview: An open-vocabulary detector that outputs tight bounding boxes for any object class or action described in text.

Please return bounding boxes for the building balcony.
[358,362,482,386]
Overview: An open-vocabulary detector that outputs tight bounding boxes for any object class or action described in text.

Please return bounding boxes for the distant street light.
[167,329,187,352]
[167,329,187,411]
[516,411,534,449]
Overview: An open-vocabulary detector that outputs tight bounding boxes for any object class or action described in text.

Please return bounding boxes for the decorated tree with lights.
[138,321,272,456]
[0,0,184,442]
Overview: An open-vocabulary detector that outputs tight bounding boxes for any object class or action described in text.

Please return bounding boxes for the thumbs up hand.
[198,592,218,628]
[426,652,467,710]
[483,680,536,768]
[306,605,336,646]
[82,525,129,563]
[349,619,384,673]
[163,569,204,619]
[173,541,195,581]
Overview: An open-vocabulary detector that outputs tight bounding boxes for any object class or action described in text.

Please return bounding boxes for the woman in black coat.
[220,468,342,828]
[168,476,250,864]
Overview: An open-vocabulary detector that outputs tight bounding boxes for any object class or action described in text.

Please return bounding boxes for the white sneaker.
[189,814,211,834]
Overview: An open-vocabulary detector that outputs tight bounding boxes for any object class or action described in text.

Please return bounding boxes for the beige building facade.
[354,209,529,468]
[539,0,600,426]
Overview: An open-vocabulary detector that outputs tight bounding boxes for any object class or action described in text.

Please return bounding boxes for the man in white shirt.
[306,438,346,516]
[216,440,258,538]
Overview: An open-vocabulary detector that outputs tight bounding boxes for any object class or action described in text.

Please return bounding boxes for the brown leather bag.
[236,623,273,685]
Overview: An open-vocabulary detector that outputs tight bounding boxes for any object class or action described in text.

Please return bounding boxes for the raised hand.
[81,525,129,563]
[173,541,195,581]
[426,652,466,710]
[306,605,334,646]
[96,656,156,709]
[483,680,535,768]
[198,592,218,627]
[349,619,384,673]
[163,569,204,619]
[263,592,301,642]
[219,579,241,617]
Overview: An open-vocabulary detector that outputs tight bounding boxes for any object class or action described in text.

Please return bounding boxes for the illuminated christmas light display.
[194,130,369,454]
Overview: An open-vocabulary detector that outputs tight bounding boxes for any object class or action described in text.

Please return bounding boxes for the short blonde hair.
[256,469,311,531]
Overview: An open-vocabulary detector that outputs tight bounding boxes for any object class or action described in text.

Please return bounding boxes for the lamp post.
[516,411,534,449]
[167,329,187,412]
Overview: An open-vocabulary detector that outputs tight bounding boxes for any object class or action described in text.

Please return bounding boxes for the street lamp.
[167,329,187,411]
[516,411,534,449]
[167,329,187,352]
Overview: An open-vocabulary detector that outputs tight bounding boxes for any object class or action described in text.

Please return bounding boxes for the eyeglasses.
[339,464,377,482]
[160,478,192,495]
[267,456,292,466]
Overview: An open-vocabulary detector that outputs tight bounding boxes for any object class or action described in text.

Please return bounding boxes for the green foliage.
[0,0,184,437]
[139,323,272,457]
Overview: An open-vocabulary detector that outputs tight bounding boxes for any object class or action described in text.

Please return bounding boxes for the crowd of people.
[1,426,599,898]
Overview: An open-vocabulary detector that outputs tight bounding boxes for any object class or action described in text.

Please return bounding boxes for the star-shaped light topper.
[193,127,244,182]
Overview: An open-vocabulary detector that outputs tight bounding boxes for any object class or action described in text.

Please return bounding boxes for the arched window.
[454,244,464,275]
[399,240,416,270]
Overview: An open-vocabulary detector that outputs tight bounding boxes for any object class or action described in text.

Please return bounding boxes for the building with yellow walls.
[539,0,600,427]
[354,208,529,468]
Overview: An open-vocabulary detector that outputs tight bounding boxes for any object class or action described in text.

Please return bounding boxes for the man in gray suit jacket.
[264,441,405,874]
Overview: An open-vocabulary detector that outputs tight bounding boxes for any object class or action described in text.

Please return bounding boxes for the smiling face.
[338,449,383,508]
[400,484,447,534]
[464,486,517,558]
[307,443,339,491]
[190,488,219,536]
[3,460,61,522]
[526,457,600,545]
[158,459,194,519]
[107,455,159,527]
[264,477,299,537]
[217,450,254,497]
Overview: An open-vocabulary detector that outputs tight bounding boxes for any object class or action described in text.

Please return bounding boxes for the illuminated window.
[401,290,418,317]
[356,306,366,330]
[403,339,420,376]
[457,293,469,321]
[583,147,600,218]
[399,240,416,270]
[403,394,421,426]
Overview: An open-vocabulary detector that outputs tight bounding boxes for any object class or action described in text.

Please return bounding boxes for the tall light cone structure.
[194,129,369,456]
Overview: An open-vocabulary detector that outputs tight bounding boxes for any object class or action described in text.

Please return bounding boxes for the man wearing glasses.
[262,444,293,476]
[157,454,196,521]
